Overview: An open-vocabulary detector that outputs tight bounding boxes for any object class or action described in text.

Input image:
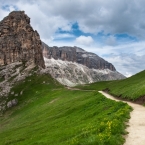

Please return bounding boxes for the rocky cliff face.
[0,11,45,114]
[42,42,115,71]
[0,11,45,68]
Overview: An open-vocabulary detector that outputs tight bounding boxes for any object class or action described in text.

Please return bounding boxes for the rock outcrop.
[7,98,18,108]
[0,61,37,114]
[0,11,45,68]
[42,42,115,71]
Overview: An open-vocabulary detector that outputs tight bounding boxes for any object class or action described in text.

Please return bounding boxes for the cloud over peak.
[76,36,94,46]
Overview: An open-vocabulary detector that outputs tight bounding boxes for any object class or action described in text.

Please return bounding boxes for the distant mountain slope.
[43,57,125,86]
[42,42,115,71]
[42,42,125,86]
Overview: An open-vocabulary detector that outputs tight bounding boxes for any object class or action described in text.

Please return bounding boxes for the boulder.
[7,98,18,108]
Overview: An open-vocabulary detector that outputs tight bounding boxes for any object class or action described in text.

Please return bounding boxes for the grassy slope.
[77,70,145,102]
[108,70,145,101]
[0,74,131,145]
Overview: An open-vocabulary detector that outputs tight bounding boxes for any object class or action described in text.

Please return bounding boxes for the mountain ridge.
[42,42,116,71]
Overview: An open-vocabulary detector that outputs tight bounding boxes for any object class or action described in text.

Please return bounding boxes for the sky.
[0,0,145,77]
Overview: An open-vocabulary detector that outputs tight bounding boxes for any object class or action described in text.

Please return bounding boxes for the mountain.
[0,11,45,68]
[42,42,125,86]
[42,43,115,71]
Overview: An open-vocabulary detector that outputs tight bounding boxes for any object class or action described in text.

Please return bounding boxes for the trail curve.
[99,91,145,145]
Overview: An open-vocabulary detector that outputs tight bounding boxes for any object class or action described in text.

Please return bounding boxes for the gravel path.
[99,91,145,145]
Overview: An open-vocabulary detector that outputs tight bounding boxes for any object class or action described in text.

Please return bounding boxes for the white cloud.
[102,53,145,77]
[1,0,145,40]
[0,8,9,20]
[53,33,75,39]
[15,2,71,40]
[125,72,132,78]
[76,36,94,46]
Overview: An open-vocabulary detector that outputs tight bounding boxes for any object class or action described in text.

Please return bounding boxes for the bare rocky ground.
[43,57,125,87]
[99,91,145,145]
[0,61,37,114]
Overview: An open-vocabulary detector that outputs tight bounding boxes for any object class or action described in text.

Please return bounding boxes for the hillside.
[0,73,131,145]
[77,70,145,104]
[107,70,145,103]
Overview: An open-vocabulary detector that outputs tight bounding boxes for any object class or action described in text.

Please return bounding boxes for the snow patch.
[82,54,88,58]
[76,47,85,53]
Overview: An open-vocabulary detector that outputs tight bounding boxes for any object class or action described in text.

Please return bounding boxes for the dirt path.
[99,91,145,145]
[66,87,95,91]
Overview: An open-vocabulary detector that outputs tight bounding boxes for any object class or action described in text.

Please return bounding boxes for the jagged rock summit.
[0,11,45,68]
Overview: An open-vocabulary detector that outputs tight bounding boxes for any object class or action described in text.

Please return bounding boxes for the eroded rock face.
[0,11,45,68]
[42,57,126,87]
[42,42,115,71]
[0,61,41,114]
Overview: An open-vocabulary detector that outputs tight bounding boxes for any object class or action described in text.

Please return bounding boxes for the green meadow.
[0,74,132,145]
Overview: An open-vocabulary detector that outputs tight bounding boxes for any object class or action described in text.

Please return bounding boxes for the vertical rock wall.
[0,11,45,68]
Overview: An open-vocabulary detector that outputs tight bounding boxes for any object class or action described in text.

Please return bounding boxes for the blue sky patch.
[1,4,18,12]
